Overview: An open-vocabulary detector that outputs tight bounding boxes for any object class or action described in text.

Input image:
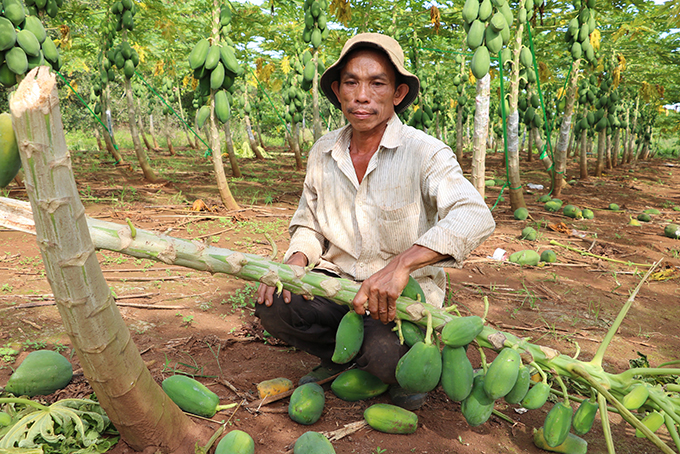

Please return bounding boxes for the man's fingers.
[352,286,369,315]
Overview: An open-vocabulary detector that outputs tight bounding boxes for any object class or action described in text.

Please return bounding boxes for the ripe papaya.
[395,340,442,393]
[543,401,573,447]
[572,398,598,436]
[363,403,418,434]
[441,346,474,402]
[214,90,231,123]
[215,430,255,454]
[533,428,587,454]
[504,365,531,404]
[441,316,484,348]
[483,348,521,400]
[461,374,495,426]
[521,381,551,409]
[331,369,388,402]
[471,45,490,80]
[289,382,325,425]
[293,431,335,454]
[331,310,364,364]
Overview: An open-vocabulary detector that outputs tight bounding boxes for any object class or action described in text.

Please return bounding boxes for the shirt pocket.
[377,201,421,256]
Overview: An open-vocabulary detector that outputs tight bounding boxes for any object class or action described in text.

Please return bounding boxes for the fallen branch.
[550,240,654,267]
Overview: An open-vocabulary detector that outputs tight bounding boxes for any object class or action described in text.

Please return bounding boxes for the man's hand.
[256,252,308,307]
[352,261,410,324]
[352,245,449,324]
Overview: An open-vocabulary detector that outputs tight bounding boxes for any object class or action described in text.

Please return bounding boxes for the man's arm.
[351,245,447,324]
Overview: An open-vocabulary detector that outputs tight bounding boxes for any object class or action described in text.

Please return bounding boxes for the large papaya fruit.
[331,310,364,364]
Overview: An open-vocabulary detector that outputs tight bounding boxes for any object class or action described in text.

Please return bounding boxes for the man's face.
[331,49,409,134]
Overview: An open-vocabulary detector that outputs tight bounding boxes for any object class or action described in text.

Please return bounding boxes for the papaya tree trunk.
[291,121,303,171]
[9,67,210,454]
[526,125,532,162]
[222,120,242,178]
[471,74,490,197]
[551,60,580,198]
[627,97,639,164]
[136,99,152,151]
[94,126,104,152]
[606,133,612,169]
[455,104,464,162]
[506,16,527,211]
[312,52,322,142]
[100,89,125,166]
[612,128,620,167]
[244,114,263,159]
[165,113,175,155]
[175,83,197,149]
[124,77,158,182]
[579,130,588,180]
[595,129,606,177]
[150,114,160,149]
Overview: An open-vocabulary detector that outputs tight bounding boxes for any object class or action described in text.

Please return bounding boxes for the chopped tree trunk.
[165,113,175,155]
[471,74,490,197]
[8,66,210,454]
[595,129,606,177]
[222,120,242,178]
[551,60,580,198]
[124,76,159,182]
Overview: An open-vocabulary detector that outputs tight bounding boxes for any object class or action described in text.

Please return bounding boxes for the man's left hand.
[352,261,409,324]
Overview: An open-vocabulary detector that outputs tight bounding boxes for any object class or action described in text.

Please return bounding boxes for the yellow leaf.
[182,75,192,88]
[590,29,601,51]
[281,55,291,75]
[154,61,164,76]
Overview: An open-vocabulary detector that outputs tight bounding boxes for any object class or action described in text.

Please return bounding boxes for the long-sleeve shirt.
[284,113,496,307]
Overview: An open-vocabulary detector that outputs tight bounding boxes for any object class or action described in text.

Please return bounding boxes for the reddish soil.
[1,146,679,454]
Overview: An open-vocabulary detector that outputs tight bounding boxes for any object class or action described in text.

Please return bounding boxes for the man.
[255,33,495,408]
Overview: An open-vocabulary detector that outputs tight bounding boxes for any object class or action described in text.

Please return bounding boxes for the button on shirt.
[284,113,495,307]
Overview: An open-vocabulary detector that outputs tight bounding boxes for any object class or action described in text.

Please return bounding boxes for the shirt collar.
[327,113,404,159]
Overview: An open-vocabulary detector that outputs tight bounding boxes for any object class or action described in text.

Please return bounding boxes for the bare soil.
[1,145,679,454]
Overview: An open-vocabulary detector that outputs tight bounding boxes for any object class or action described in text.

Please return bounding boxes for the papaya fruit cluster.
[189,6,240,127]
[282,52,312,124]
[302,0,328,49]
[24,0,63,18]
[0,4,60,87]
[574,62,626,140]
[110,0,136,33]
[462,0,517,79]
[452,58,475,125]
[564,0,598,63]
[298,48,324,92]
[406,102,435,131]
[157,77,176,116]
[101,40,139,80]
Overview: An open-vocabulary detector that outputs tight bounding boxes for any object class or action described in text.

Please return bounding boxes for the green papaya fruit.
[441,346,474,402]
[331,310,364,364]
[461,374,495,426]
[363,403,418,434]
[331,369,388,402]
[572,398,598,436]
[504,365,531,404]
[395,341,442,393]
[289,382,325,425]
[471,45,490,80]
[521,381,551,409]
[483,348,522,400]
[543,401,573,447]
[0,112,22,188]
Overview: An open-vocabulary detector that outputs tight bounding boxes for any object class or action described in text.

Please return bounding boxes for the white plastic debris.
[527,183,544,190]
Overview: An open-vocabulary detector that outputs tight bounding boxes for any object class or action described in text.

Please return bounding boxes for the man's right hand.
[256,252,308,307]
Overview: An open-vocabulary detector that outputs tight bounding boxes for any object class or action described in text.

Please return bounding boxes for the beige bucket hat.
[320,33,420,115]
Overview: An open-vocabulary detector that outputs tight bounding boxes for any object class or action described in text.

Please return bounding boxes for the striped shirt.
[284,113,495,307]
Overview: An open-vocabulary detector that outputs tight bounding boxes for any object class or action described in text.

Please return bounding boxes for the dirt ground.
[1,145,679,454]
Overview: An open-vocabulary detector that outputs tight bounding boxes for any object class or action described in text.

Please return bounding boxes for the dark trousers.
[254,291,409,384]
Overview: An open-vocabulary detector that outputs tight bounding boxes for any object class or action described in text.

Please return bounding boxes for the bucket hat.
[320,33,420,115]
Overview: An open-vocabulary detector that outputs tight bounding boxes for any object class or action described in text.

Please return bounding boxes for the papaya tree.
[301,0,329,142]
[107,0,162,182]
[188,1,240,209]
